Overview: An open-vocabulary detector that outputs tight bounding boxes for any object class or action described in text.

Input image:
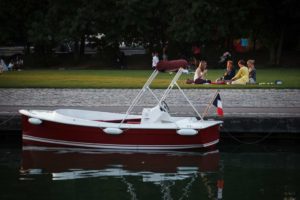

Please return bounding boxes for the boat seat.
[141,105,173,124]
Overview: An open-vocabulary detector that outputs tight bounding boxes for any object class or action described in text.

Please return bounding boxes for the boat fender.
[176,129,198,136]
[103,128,123,135]
[28,118,42,125]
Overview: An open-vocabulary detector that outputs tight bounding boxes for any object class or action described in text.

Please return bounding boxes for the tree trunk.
[252,32,257,53]
[74,39,80,60]
[25,43,31,55]
[225,37,231,50]
[79,34,85,56]
[227,37,234,52]
[269,44,276,65]
[275,28,285,65]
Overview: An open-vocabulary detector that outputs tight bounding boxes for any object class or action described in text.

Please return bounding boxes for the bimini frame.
[120,68,203,125]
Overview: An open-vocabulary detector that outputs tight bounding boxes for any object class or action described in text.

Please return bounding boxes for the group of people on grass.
[152,50,256,85]
[190,59,256,85]
[0,57,23,74]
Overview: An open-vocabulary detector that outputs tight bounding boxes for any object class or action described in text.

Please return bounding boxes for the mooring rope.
[0,114,17,126]
[221,118,283,145]
[223,130,274,145]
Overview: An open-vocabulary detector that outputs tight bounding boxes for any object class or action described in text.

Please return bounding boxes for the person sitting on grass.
[193,60,211,84]
[230,59,249,85]
[216,60,236,82]
[186,60,211,84]
[0,59,8,72]
[247,59,256,84]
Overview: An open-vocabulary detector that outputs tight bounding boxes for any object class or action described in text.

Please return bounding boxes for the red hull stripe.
[23,135,219,150]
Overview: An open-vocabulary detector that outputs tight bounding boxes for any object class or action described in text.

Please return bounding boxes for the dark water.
[0,140,299,200]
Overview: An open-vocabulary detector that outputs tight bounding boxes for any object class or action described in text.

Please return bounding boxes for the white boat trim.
[23,135,219,150]
[19,109,222,130]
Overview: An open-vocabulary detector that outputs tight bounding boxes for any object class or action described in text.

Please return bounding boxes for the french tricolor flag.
[213,93,224,117]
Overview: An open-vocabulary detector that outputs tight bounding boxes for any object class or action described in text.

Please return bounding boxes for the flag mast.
[202,90,220,118]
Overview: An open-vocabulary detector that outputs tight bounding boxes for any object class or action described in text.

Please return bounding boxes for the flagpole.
[202,89,220,118]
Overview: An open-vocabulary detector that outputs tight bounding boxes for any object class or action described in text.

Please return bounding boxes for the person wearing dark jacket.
[216,60,235,82]
[247,59,256,84]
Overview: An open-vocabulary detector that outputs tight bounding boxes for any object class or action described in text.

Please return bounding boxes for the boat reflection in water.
[20,146,224,199]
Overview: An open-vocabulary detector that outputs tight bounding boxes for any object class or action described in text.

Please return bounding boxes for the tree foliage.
[0,0,298,64]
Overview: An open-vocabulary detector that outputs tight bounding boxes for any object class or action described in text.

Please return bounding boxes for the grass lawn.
[0,69,299,89]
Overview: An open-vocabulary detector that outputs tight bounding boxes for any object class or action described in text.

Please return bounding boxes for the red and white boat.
[19,60,223,150]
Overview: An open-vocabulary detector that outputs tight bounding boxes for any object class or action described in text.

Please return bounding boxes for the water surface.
[0,141,299,200]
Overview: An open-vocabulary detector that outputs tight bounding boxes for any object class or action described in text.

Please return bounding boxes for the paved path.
[0,89,299,117]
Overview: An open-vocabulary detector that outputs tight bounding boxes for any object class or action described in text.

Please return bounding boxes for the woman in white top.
[193,60,211,84]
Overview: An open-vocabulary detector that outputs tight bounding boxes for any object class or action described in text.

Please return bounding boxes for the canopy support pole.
[120,70,159,125]
[159,68,203,120]
[120,66,204,126]
[175,82,203,121]
[202,89,219,118]
[159,68,183,104]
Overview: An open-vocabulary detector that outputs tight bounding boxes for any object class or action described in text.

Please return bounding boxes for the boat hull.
[21,115,220,150]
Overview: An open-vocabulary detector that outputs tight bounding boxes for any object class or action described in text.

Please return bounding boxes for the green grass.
[0,69,299,89]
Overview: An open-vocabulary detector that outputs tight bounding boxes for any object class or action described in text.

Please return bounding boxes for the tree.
[167,0,249,59]
[0,0,41,49]
[47,0,98,58]
[1,0,297,67]
[115,0,170,50]
[250,0,299,65]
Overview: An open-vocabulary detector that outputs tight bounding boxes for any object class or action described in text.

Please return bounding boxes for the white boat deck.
[20,108,222,130]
